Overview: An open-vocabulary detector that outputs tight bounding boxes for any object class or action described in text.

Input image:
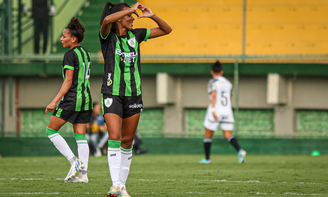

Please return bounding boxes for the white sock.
[75,133,89,171]
[46,127,75,163]
[119,147,133,187]
[107,140,122,186]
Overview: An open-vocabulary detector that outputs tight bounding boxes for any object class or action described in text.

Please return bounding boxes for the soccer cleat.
[199,158,211,164]
[107,186,122,197]
[64,158,84,182]
[238,149,246,163]
[65,174,88,183]
[121,186,131,197]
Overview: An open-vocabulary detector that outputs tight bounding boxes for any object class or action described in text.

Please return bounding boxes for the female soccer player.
[200,61,246,164]
[45,17,92,183]
[99,2,172,196]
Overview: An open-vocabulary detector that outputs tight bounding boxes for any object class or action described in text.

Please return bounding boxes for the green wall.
[0,137,327,157]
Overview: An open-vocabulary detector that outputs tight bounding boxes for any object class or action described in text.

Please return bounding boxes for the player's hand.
[45,102,56,115]
[137,4,154,19]
[213,112,219,121]
[130,2,140,18]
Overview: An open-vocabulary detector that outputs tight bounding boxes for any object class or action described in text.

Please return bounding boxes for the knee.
[121,135,134,148]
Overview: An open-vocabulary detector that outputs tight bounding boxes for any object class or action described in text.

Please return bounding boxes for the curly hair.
[66,17,85,43]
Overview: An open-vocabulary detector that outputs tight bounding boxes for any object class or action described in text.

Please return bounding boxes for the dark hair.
[212,61,223,73]
[66,17,85,43]
[99,2,130,32]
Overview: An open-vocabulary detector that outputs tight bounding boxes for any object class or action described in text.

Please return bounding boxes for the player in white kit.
[200,61,246,164]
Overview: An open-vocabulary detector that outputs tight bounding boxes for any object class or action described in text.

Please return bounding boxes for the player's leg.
[119,113,140,190]
[221,123,246,163]
[70,122,89,183]
[104,113,123,196]
[202,128,214,163]
[47,115,76,165]
[103,94,124,196]
[201,108,219,163]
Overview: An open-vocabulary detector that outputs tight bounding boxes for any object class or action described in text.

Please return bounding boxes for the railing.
[1,0,72,55]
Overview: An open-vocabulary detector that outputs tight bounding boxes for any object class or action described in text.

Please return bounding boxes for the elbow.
[166,27,172,35]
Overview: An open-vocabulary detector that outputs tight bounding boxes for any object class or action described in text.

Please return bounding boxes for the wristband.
[211,108,215,112]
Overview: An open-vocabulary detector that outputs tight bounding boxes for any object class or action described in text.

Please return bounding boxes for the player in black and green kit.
[99,2,172,197]
[45,17,92,183]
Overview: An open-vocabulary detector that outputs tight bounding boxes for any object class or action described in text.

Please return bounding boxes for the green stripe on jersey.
[80,47,90,111]
[128,31,141,95]
[101,94,104,115]
[121,37,132,96]
[74,48,84,111]
[113,35,121,95]
[144,29,150,41]
[64,65,74,70]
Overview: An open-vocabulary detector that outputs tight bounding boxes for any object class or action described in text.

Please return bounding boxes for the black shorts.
[53,108,92,124]
[101,94,143,119]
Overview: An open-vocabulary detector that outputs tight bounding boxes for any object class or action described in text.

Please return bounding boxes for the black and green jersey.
[58,46,92,111]
[99,28,150,96]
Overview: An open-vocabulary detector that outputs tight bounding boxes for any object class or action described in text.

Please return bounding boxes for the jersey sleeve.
[99,30,111,41]
[132,28,150,43]
[208,79,216,93]
[63,51,76,70]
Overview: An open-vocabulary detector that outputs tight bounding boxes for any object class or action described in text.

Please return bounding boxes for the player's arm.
[211,91,219,121]
[138,4,172,39]
[100,3,140,38]
[45,69,73,115]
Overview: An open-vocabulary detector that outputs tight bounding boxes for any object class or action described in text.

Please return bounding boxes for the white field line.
[138,179,321,185]
[0,192,322,195]
[0,178,321,185]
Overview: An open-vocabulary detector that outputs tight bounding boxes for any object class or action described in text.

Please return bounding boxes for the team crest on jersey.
[127,37,136,48]
[104,98,113,108]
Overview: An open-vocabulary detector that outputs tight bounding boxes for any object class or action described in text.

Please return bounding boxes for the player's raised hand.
[45,102,56,115]
[138,4,154,19]
[130,2,140,18]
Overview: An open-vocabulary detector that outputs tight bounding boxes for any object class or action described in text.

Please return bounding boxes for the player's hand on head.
[131,2,140,18]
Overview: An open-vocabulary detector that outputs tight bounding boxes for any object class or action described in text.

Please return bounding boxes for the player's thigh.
[104,113,122,141]
[121,113,140,148]
[205,128,214,138]
[47,115,67,131]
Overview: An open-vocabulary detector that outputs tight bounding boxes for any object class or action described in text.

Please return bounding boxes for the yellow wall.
[134,0,328,55]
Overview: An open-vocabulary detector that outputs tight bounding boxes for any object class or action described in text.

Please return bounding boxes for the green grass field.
[0,155,327,196]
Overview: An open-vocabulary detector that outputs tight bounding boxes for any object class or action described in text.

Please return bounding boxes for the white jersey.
[206,76,234,123]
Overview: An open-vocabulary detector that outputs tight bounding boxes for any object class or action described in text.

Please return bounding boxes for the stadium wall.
[0,137,327,157]
[1,62,328,137]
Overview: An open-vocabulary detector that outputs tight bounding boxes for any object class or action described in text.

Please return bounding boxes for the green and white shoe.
[238,149,246,163]
[199,158,211,164]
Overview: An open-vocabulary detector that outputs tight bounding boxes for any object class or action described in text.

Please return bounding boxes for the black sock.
[228,136,241,152]
[203,138,212,160]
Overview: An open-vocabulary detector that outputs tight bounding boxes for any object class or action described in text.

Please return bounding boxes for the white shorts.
[203,106,234,131]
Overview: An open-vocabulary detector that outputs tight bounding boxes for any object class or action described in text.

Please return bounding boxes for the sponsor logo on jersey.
[107,73,112,86]
[129,103,143,109]
[115,49,138,63]
[104,98,113,108]
[127,37,136,48]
